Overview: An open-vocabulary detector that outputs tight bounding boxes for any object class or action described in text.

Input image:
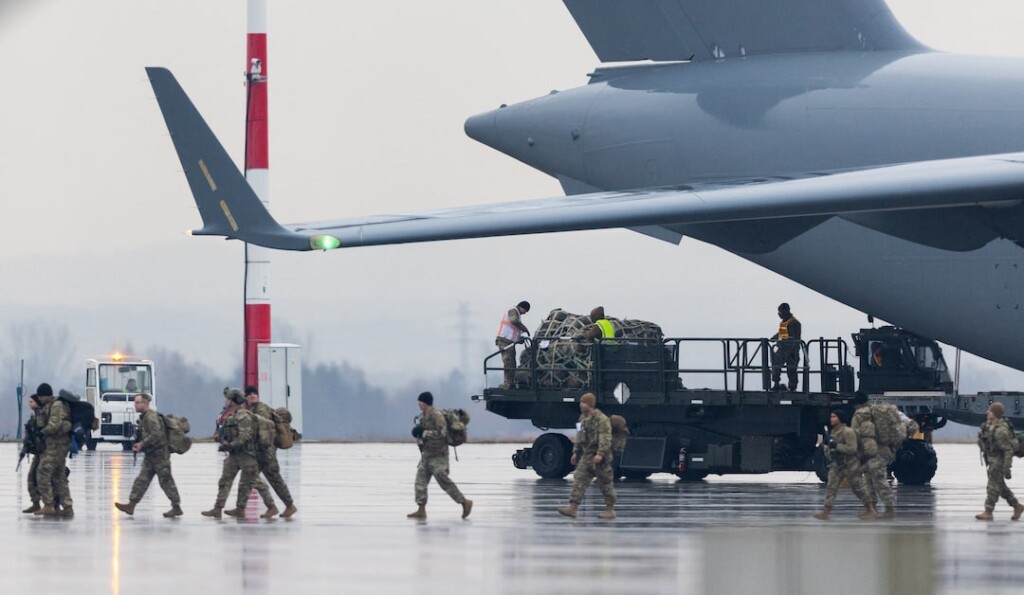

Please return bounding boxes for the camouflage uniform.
[852,405,894,510]
[127,410,180,505]
[570,409,616,507]
[978,419,1019,511]
[496,306,528,388]
[249,401,294,507]
[822,425,872,509]
[35,399,73,508]
[414,408,466,506]
[214,407,261,509]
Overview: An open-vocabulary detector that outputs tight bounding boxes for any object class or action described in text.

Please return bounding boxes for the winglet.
[146,67,318,251]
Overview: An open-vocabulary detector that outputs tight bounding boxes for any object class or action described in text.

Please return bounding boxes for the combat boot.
[859,503,878,520]
[813,505,832,520]
[281,503,298,519]
[598,506,616,520]
[223,507,245,518]
[261,505,280,519]
[1013,503,1024,521]
[976,509,995,521]
[163,504,183,518]
[201,506,223,519]
[34,504,58,517]
[114,501,137,516]
[21,501,40,514]
[461,499,473,519]
[60,505,74,519]
[406,504,426,519]
[557,503,578,518]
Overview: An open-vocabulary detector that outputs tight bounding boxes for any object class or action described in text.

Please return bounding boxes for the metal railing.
[484,336,850,394]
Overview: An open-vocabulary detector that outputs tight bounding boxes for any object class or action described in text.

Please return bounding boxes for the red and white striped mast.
[244,0,271,389]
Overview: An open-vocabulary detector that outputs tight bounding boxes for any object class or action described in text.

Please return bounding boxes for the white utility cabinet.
[257,343,303,435]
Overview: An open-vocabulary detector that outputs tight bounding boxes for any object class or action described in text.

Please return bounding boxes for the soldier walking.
[21,396,53,514]
[558,392,616,519]
[202,389,261,519]
[407,392,472,520]
[770,303,801,391]
[976,402,1024,521]
[33,383,74,518]
[814,409,876,520]
[495,301,531,389]
[245,386,297,519]
[852,392,895,518]
[115,394,182,518]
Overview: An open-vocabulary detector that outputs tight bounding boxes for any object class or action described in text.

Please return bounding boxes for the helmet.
[226,389,246,404]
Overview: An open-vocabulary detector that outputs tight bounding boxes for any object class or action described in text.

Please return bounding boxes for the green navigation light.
[309,234,342,251]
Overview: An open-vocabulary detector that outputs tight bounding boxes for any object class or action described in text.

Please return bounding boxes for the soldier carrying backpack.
[115,394,183,518]
[244,386,298,519]
[851,392,894,519]
[407,392,473,521]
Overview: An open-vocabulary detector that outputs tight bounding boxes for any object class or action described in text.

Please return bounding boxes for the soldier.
[202,389,261,519]
[558,392,616,519]
[33,383,74,518]
[610,414,629,464]
[21,395,45,514]
[245,386,297,519]
[407,392,472,520]
[814,409,876,520]
[114,394,182,517]
[770,303,801,391]
[975,402,1024,521]
[852,392,895,519]
[582,306,616,341]
[495,301,531,389]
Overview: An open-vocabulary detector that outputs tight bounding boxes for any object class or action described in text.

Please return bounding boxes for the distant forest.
[0,320,534,441]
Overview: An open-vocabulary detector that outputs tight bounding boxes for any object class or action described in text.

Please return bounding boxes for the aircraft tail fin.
[562,0,924,63]
[145,67,312,251]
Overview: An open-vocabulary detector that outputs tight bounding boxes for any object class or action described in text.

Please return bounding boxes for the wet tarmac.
[3,442,1023,594]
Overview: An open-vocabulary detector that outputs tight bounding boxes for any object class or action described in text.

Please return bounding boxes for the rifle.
[16,420,40,472]
[132,423,141,466]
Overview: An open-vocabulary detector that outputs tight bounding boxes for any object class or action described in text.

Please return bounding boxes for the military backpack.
[159,413,192,455]
[273,407,297,449]
[1003,419,1024,457]
[442,409,470,447]
[870,402,906,449]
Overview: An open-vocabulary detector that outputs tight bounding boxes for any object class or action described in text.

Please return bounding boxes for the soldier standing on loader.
[496,301,531,389]
[558,392,616,520]
[202,389,261,519]
[33,383,74,518]
[852,392,896,519]
[408,392,472,520]
[976,402,1024,521]
[115,393,182,518]
[770,303,801,391]
[245,386,297,519]
[814,409,876,520]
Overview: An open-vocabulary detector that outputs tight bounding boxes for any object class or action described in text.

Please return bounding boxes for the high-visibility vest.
[497,308,522,342]
[596,319,616,339]
[778,318,795,340]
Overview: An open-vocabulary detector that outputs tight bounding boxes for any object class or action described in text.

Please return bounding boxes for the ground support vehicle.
[84,355,156,451]
[477,327,1024,485]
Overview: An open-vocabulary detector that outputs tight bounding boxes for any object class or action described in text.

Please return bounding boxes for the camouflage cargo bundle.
[515,309,665,389]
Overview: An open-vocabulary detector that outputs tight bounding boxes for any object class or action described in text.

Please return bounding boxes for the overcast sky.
[4,0,1024,389]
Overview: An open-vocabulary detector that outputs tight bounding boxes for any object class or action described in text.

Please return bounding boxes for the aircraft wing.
[562,0,924,62]
[147,67,1024,252]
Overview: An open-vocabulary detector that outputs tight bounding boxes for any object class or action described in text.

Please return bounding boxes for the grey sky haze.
[3,1,1024,390]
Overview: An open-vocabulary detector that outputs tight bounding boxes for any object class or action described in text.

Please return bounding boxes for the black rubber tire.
[890,439,938,485]
[85,438,97,451]
[620,470,654,481]
[812,445,829,483]
[531,433,573,479]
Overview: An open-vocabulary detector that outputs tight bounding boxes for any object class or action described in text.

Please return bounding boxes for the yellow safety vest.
[596,319,616,339]
[778,318,795,340]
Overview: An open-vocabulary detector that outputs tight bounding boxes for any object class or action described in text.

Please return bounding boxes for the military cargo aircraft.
[147,0,1024,371]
